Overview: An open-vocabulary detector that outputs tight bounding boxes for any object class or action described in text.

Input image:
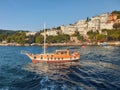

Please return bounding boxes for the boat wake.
[22,62,94,90]
[21,60,120,90]
[23,62,80,76]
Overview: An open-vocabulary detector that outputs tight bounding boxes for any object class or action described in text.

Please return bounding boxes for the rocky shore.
[0,41,120,46]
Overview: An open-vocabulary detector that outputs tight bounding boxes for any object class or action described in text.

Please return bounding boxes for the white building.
[60,20,88,36]
[41,13,117,37]
[41,29,59,36]
[76,21,88,35]
[46,29,58,36]
[87,13,114,31]
[26,32,37,36]
[100,13,109,23]
[60,25,76,35]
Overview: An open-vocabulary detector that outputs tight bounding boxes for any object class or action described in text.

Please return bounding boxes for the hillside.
[0,29,15,34]
[0,29,29,34]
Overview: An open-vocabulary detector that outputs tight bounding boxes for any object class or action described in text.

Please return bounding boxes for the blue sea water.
[0,46,120,90]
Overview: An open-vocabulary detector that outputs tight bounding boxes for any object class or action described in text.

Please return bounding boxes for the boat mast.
[43,23,46,54]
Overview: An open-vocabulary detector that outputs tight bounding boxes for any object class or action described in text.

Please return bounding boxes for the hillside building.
[40,13,119,37]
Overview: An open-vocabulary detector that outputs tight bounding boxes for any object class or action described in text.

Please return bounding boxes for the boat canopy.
[55,50,69,55]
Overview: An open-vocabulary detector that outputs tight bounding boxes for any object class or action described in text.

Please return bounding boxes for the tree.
[46,34,70,43]
[72,30,83,41]
[26,35,35,44]
[74,30,79,36]
[77,34,83,41]
[87,30,99,41]
[86,17,91,22]
[112,11,120,14]
[96,34,107,41]
[14,32,26,44]
[111,10,120,19]
[113,23,120,30]
[56,26,61,30]
[35,35,44,44]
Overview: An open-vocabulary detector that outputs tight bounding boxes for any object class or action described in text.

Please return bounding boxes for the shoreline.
[0,41,120,46]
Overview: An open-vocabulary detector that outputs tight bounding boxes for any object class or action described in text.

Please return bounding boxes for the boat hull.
[32,59,79,63]
[25,50,80,63]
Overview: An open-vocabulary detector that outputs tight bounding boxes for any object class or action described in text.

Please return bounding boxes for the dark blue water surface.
[0,46,120,90]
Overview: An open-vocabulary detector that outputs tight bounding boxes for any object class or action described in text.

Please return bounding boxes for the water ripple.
[0,46,120,90]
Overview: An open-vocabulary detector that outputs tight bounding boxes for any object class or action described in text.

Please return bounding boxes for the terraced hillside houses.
[41,12,119,37]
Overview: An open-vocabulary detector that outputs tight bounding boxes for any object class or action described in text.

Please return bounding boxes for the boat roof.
[55,49,69,52]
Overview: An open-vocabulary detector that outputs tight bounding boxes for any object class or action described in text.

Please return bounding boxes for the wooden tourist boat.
[25,49,80,63]
[22,24,80,63]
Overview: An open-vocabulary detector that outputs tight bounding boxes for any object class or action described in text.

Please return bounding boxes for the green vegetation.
[87,29,120,42]
[0,29,15,34]
[0,30,70,44]
[96,34,107,41]
[46,34,70,43]
[87,30,99,41]
[73,30,83,41]
[0,30,28,44]
[35,34,44,44]
[113,23,120,30]
[0,28,120,45]
[111,10,120,19]
[26,35,36,44]
[104,29,120,41]
[6,32,26,44]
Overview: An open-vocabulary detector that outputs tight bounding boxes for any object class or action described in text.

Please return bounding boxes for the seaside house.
[60,25,76,35]
[41,29,60,36]
[41,12,119,39]
[70,36,79,43]
[26,32,37,36]
[46,29,58,36]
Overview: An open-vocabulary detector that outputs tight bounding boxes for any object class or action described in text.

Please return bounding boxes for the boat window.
[61,52,64,54]
[61,51,67,54]
[56,51,67,54]
[56,51,60,54]
[63,51,67,54]
[41,55,43,59]
[34,56,36,59]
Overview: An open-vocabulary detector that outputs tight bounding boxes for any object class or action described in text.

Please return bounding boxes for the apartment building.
[26,32,37,36]
[40,13,118,36]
